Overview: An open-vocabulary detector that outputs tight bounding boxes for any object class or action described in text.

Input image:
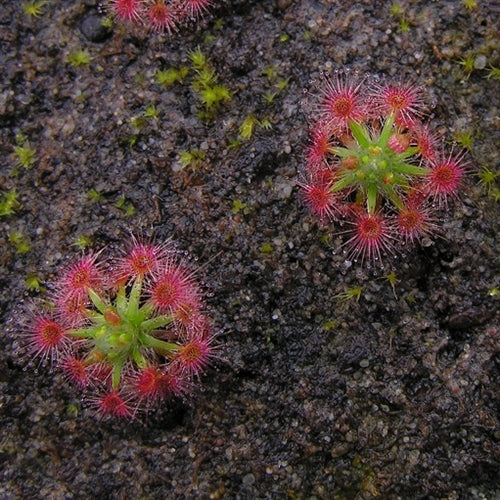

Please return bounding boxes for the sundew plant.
[23,238,217,419]
[108,0,214,33]
[300,71,469,265]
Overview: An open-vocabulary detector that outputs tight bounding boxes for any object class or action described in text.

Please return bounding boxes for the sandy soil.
[0,0,499,498]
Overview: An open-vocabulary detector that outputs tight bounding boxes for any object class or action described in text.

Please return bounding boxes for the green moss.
[0,190,21,217]
[203,33,215,43]
[143,104,160,119]
[87,188,103,203]
[22,0,47,17]
[384,271,399,299]
[115,196,136,216]
[198,84,231,111]
[477,166,499,196]
[320,233,331,244]
[260,242,273,254]
[9,231,31,254]
[453,129,474,151]
[73,235,93,250]
[228,138,242,149]
[259,118,273,131]
[130,115,148,130]
[188,47,207,71]
[231,199,247,214]
[155,48,231,121]
[263,91,277,104]
[238,115,259,140]
[25,273,43,291]
[13,136,36,168]
[321,319,336,331]
[398,17,410,33]
[66,403,80,418]
[389,2,404,16]
[275,78,290,92]
[334,286,363,302]
[457,54,475,77]
[155,67,189,87]
[179,149,206,169]
[485,65,500,81]
[213,18,225,30]
[462,0,478,9]
[67,49,92,68]
[261,65,279,81]
[101,17,114,29]
[191,68,217,90]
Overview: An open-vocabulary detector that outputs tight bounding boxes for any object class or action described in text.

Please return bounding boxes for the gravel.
[0,0,499,498]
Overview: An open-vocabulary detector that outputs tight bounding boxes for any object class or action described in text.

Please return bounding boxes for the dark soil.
[0,0,499,499]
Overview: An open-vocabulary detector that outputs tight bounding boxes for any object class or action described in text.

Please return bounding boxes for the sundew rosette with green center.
[300,71,468,265]
[108,0,214,34]
[23,238,217,419]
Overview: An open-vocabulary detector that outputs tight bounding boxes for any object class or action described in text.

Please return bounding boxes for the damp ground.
[0,1,499,498]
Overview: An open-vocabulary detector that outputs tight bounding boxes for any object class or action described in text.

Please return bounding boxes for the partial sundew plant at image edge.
[22,237,217,419]
[108,0,214,34]
[300,70,469,265]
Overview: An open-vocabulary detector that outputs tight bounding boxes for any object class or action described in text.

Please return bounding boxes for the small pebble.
[80,14,112,43]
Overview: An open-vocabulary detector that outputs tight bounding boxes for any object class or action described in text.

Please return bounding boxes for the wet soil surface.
[0,0,499,498]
